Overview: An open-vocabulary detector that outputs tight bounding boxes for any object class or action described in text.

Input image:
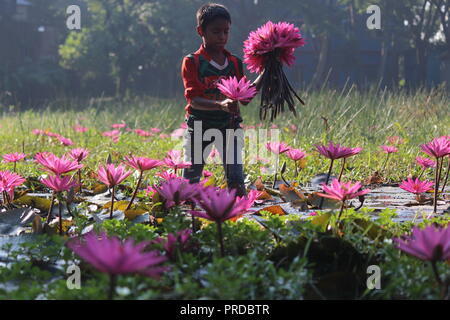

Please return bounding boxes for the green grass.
[1,86,448,185]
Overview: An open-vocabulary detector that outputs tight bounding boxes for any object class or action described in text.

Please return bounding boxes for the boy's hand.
[219,98,238,113]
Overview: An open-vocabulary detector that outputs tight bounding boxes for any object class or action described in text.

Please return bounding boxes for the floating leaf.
[257,205,286,216]
[257,190,273,201]
[13,195,52,212]
[279,184,307,205]
[124,209,147,220]
[47,218,73,235]
[102,200,131,211]
[254,177,265,191]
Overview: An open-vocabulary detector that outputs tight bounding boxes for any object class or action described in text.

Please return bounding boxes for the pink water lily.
[216,76,257,103]
[170,128,185,138]
[380,145,398,154]
[416,156,436,169]
[420,136,450,213]
[73,125,88,133]
[420,136,450,159]
[286,148,306,161]
[67,231,168,299]
[394,225,450,262]
[154,178,199,208]
[97,164,131,187]
[393,224,450,296]
[135,129,153,137]
[41,175,79,193]
[0,170,25,204]
[124,156,163,172]
[163,150,192,173]
[3,152,27,172]
[190,187,256,223]
[190,187,260,256]
[68,231,168,276]
[41,175,79,235]
[3,152,27,163]
[157,170,179,181]
[399,178,434,195]
[32,129,45,136]
[203,170,213,178]
[102,130,121,137]
[315,142,362,160]
[234,189,263,214]
[35,153,83,175]
[286,148,307,178]
[318,179,370,202]
[265,141,291,188]
[266,141,291,154]
[318,179,370,224]
[98,164,132,219]
[67,148,89,163]
[145,185,157,196]
[57,136,74,146]
[152,229,192,261]
[111,123,126,129]
[315,142,362,207]
[124,156,164,210]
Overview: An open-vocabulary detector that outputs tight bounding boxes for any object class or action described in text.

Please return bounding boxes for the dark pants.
[182,118,247,197]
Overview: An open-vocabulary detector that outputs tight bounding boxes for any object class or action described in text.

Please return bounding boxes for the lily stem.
[338,158,346,182]
[58,198,63,236]
[108,274,117,300]
[45,192,55,225]
[217,222,225,258]
[418,168,425,180]
[272,155,279,188]
[126,170,143,211]
[319,159,334,209]
[110,185,115,219]
[440,157,450,193]
[381,153,390,180]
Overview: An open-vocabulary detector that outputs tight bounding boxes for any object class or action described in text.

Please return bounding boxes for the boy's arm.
[191,97,236,113]
[191,97,222,111]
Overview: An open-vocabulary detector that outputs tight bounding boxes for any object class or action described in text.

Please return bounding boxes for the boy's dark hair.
[196,3,231,32]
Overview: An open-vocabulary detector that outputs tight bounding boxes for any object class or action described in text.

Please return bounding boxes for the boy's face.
[198,18,230,51]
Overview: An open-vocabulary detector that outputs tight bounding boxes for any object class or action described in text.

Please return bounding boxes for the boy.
[181,3,263,197]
